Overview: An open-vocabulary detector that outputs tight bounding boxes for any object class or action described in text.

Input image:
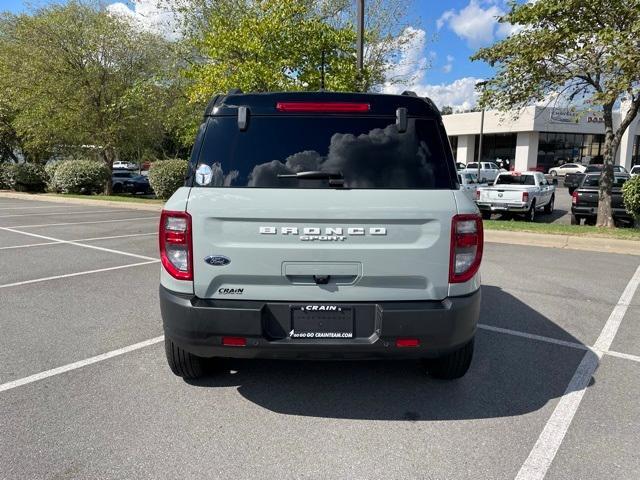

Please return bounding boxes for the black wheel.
[113,183,123,194]
[481,211,491,220]
[164,337,206,379]
[525,201,536,222]
[551,170,557,177]
[423,338,474,380]
[585,217,597,226]
[544,195,555,214]
[570,215,581,225]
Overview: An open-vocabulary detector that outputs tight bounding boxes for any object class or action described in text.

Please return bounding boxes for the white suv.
[159,91,483,380]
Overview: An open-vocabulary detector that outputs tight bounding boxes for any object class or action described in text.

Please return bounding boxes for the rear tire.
[164,337,206,379]
[481,211,491,220]
[571,215,581,225]
[424,338,474,380]
[525,201,536,222]
[544,195,555,214]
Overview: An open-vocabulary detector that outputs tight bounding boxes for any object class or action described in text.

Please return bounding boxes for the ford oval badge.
[205,255,231,266]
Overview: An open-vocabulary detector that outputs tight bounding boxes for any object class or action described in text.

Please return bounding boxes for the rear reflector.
[276,102,370,113]
[222,337,247,347]
[396,338,420,348]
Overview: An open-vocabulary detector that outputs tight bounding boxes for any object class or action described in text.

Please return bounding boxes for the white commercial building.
[442,104,640,173]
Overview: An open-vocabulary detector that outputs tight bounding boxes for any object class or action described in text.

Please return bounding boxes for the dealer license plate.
[290,305,354,339]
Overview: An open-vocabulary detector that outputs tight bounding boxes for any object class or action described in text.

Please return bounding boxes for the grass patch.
[484,220,640,241]
[43,193,163,205]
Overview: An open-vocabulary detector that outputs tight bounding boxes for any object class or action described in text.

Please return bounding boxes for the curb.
[0,191,163,212]
[485,230,640,256]
[1,191,638,256]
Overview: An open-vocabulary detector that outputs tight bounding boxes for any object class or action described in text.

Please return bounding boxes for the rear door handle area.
[283,262,361,286]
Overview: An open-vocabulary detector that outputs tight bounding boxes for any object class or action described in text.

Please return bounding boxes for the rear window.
[495,174,535,185]
[583,176,627,187]
[194,116,454,189]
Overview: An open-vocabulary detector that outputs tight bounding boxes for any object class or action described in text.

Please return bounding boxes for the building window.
[537,132,605,173]
[448,136,458,161]
[473,133,516,170]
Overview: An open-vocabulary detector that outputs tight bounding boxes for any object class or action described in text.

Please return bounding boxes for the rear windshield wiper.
[277,170,345,187]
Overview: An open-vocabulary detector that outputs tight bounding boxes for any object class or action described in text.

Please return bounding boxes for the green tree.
[472,0,640,227]
[0,2,175,192]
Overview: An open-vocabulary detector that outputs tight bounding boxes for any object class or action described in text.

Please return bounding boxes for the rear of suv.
[159,91,482,380]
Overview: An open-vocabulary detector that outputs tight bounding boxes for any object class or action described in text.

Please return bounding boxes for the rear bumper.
[477,202,529,213]
[571,206,633,220]
[160,286,481,360]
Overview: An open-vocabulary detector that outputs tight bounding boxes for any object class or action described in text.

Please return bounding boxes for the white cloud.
[413,77,483,112]
[382,27,429,88]
[437,0,514,48]
[107,0,181,40]
[442,54,454,73]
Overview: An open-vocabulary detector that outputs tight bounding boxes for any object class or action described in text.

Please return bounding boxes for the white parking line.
[0,232,157,251]
[5,216,157,229]
[0,336,164,393]
[515,263,640,480]
[478,324,588,351]
[0,260,159,289]
[605,350,640,364]
[0,205,77,211]
[0,226,157,261]
[0,209,128,218]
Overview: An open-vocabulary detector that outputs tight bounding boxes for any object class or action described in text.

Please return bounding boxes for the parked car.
[476,171,555,221]
[564,164,629,194]
[456,162,466,171]
[462,162,502,182]
[159,90,482,380]
[548,163,586,177]
[112,161,137,170]
[630,165,640,177]
[571,173,632,226]
[458,171,486,202]
[112,170,135,193]
[123,175,152,194]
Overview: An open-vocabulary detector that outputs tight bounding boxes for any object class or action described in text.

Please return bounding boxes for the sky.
[1,0,520,111]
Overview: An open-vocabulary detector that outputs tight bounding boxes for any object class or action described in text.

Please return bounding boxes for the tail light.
[449,214,483,283]
[476,189,481,200]
[572,190,578,205]
[159,210,193,280]
[522,191,529,203]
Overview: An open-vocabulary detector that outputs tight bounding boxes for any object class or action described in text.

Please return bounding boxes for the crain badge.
[195,163,213,186]
[204,255,231,266]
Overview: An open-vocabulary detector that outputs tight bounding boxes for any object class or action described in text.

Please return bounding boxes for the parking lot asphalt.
[0,197,639,480]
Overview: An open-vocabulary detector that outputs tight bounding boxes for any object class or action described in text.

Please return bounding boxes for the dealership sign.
[550,108,604,125]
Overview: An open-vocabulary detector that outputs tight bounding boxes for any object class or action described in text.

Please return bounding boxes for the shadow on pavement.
[187,285,593,420]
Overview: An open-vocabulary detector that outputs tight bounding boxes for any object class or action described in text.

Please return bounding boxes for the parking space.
[0,197,639,480]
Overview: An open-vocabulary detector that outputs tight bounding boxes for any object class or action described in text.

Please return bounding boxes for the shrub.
[148,159,188,199]
[53,159,110,194]
[45,161,63,192]
[0,163,16,190]
[13,163,47,192]
[622,175,640,221]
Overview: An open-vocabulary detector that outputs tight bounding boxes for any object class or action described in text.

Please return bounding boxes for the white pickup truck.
[476,171,555,221]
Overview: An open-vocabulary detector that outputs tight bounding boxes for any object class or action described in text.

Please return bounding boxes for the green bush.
[0,163,16,190]
[148,159,188,199]
[53,159,110,194]
[622,175,640,220]
[45,161,63,192]
[13,163,47,192]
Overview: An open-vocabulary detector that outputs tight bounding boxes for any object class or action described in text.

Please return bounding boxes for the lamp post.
[475,81,488,182]
[356,0,364,89]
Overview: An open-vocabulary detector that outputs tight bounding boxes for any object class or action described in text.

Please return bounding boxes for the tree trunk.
[102,146,115,195]
[596,103,617,228]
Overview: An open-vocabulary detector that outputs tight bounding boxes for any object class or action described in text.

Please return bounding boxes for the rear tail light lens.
[222,336,247,347]
[159,210,192,280]
[449,214,483,283]
[572,190,578,204]
[276,102,371,113]
[476,189,481,200]
[522,191,529,202]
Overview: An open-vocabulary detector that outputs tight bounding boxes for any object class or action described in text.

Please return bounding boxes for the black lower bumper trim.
[160,286,481,359]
